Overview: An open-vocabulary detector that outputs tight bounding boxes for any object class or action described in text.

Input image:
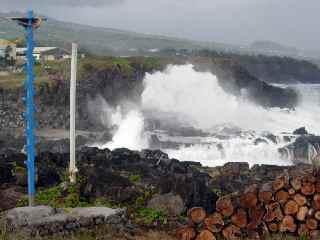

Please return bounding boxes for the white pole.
[69,43,78,184]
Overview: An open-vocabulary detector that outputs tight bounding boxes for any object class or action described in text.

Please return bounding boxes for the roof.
[0,39,16,46]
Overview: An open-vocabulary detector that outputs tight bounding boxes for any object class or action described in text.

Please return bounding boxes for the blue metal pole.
[25,10,36,206]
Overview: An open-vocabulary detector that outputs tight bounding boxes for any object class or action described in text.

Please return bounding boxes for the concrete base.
[4,206,126,239]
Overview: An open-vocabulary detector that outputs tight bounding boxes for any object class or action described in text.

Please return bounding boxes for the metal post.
[69,43,78,184]
[25,10,36,206]
[10,10,46,207]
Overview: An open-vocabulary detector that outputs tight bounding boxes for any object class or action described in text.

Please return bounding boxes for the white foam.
[98,108,148,151]
[97,64,320,166]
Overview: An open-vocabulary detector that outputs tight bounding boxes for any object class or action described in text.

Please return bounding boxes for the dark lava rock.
[293,127,308,135]
[77,148,218,212]
[0,186,25,211]
[254,138,268,145]
[192,58,298,109]
[279,135,320,165]
[0,147,218,213]
[264,133,278,144]
[0,161,14,185]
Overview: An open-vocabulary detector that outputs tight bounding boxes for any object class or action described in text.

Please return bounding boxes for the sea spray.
[99,108,148,150]
[142,64,320,134]
[97,65,320,166]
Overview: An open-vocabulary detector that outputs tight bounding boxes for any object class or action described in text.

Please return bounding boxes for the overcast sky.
[2,0,319,50]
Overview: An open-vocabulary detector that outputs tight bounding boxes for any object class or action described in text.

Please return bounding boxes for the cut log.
[258,183,273,204]
[315,211,320,221]
[267,223,278,232]
[176,225,197,240]
[248,206,265,226]
[275,190,289,204]
[313,194,320,210]
[204,213,224,233]
[301,182,316,196]
[308,208,315,217]
[188,207,206,224]
[240,192,257,209]
[284,200,299,215]
[244,184,258,195]
[290,177,302,191]
[288,188,296,196]
[298,224,309,237]
[258,192,273,204]
[231,209,247,228]
[195,230,216,240]
[306,218,318,230]
[264,202,283,222]
[303,175,316,184]
[247,222,259,230]
[279,215,297,233]
[222,225,241,240]
[260,222,270,236]
[293,193,307,206]
[315,181,320,193]
[273,176,287,192]
[296,206,309,221]
[247,230,260,240]
[216,197,234,217]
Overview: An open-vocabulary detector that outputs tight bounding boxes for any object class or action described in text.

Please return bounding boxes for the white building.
[16,47,71,61]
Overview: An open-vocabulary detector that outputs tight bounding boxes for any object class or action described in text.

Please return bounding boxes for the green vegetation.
[136,208,168,225]
[210,187,222,197]
[129,174,141,183]
[17,185,89,209]
[0,56,164,90]
[0,63,54,90]
[93,198,118,209]
[0,13,205,57]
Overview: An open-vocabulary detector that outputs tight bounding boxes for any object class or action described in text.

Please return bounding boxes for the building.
[0,39,16,60]
[16,47,71,62]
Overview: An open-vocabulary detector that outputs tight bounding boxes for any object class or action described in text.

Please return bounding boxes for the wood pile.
[176,171,320,240]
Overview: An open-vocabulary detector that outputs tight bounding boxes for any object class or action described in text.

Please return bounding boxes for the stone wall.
[3,206,127,239]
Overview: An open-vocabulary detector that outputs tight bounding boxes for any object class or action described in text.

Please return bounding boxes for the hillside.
[0,12,207,56]
[2,12,320,61]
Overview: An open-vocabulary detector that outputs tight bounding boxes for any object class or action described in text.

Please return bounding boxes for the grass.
[136,208,168,225]
[0,56,163,90]
[0,64,54,90]
[129,174,142,183]
[17,185,90,209]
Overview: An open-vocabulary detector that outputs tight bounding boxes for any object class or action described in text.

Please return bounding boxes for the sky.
[2,0,319,50]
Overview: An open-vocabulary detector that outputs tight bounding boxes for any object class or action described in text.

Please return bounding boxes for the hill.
[2,12,319,61]
[0,12,209,56]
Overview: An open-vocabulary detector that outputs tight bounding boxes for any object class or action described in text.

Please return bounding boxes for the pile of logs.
[176,171,320,240]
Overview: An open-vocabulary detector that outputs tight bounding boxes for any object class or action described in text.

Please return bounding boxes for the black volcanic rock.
[0,147,218,213]
[293,127,308,135]
[279,135,320,165]
[192,57,298,109]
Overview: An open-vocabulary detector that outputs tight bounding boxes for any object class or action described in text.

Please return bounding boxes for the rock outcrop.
[279,135,320,166]
[192,57,298,109]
